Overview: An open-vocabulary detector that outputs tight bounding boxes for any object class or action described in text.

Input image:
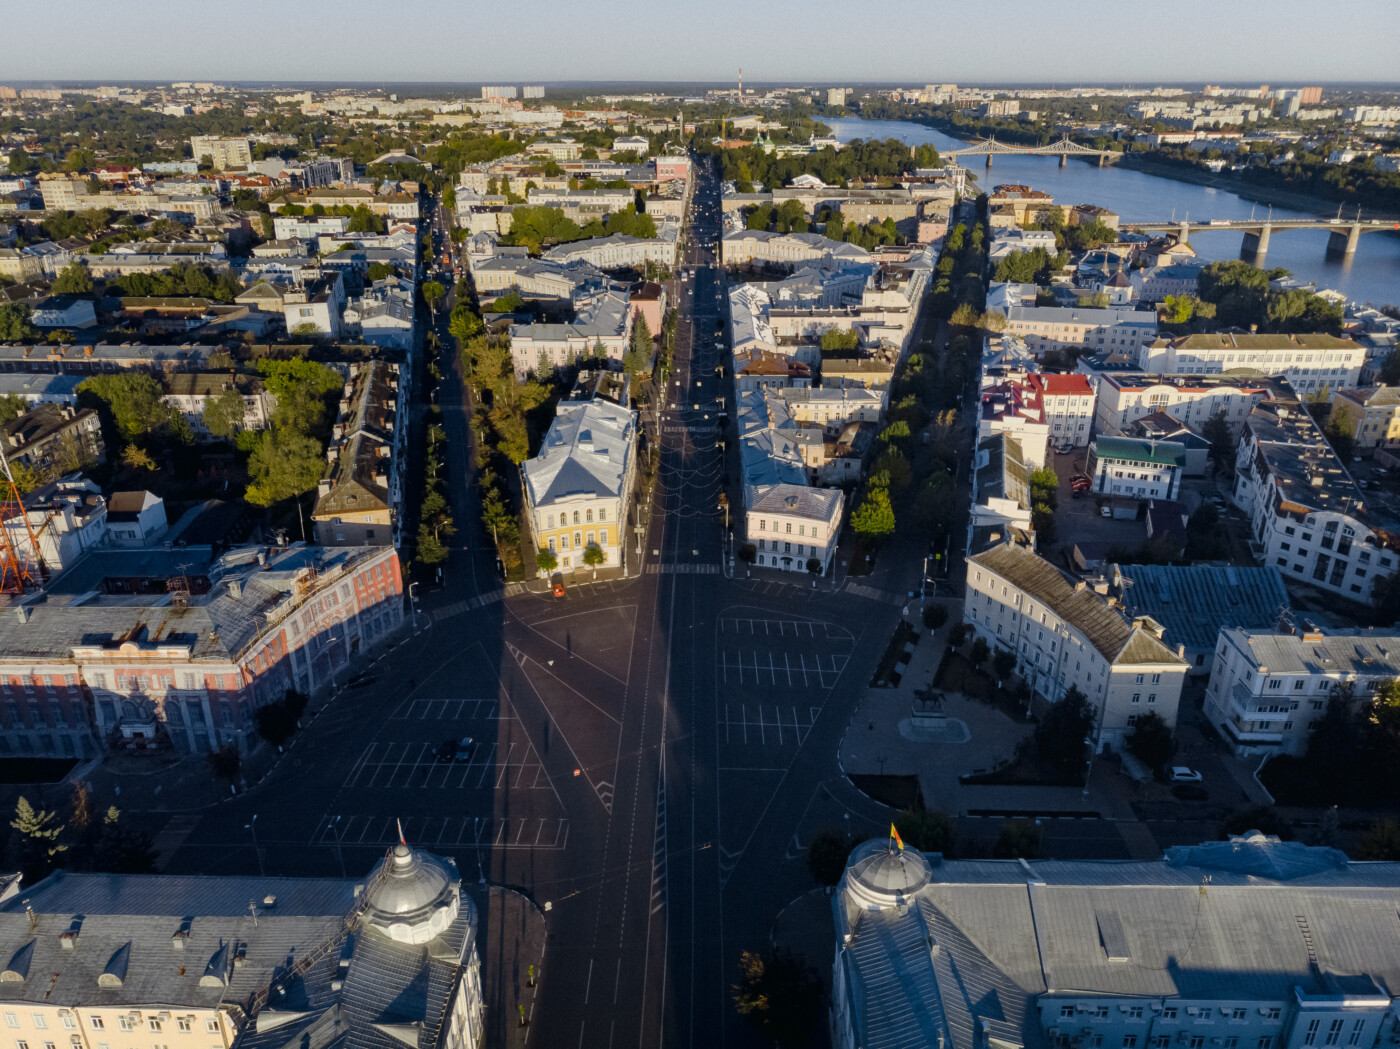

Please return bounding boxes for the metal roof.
[1117,564,1289,652]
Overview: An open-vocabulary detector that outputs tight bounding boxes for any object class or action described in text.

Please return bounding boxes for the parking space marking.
[342,738,548,791]
[314,814,568,850]
[716,649,848,689]
[390,698,500,721]
[718,705,821,748]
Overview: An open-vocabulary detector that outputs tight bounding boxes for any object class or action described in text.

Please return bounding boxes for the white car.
[1170,766,1202,782]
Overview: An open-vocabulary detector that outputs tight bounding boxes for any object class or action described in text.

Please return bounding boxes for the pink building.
[654,156,691,183]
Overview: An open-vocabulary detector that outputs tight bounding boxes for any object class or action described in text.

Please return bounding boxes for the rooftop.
[1117,564,1290,652]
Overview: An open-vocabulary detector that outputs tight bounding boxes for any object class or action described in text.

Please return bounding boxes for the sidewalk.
[472,886,547,1049]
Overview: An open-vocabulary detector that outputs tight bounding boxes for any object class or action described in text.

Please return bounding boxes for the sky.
[9,0,1400,85]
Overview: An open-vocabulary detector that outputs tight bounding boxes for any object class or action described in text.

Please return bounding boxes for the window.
[1153,1039,1170,1049]
[1095,1008,1110,1020]
[1147,693,1157,704]
[31,1018,45,1032]
[205,1022,219,1035]
[1190,1039,1204,1049]
[148,1021,161,1034]
[1265,1010,1280,1022]
[118,1019,132,1033]
[1347,1022,1364,1047]
[1325,1020,1343,1046]
[176,1022,191,1035]
[17,1041,28,1049]
[1259,1038,1274,1049]
[1123,1039,1138,1049]
[1129,1007,1144,1020]
[88,1021,103,1033]
[1304,1020,1319,1046]
[1162,1009,1178,1021]
[1230,1010,1246,1021]
[1225,1040,1238,1049]
[1060,1007,1076,1020]
[59,1019,73,1033]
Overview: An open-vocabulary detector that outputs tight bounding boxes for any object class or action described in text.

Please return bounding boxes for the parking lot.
[715,610,853,690]
[310,813,569,850]
[342,738,551,791]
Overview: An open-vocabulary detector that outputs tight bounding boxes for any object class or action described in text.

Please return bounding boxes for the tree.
[806,829,859,885]
[0,303,37,341]
[993,820,1041,859]
[1035,685,1095,771]
[1202,410,1234,473]
[969,636,989,668]
[79,372,175,441]
[422,280,446,314]
[10,797,67,884]
[820,326,859,352]
[206,745,241,785]
[51,262,93,296]
[1161,294,1196,326]
[536,548,559,575]
[245,430,325,506]
[202,386,247,439]
[120,445,156,472]
[922,603,948,630]
[0,394,28,425]
[416,525,449,565]
[7,149,29,175]
[992,649,1016,685]
[731,950,821,1049]
[896,807,954,853]
[1127,710,1175,771]
[91,805,158,874]
[1356,818,1400,860]
[583,544,606,578]
[626,312,653,374]
[850,484,896,545]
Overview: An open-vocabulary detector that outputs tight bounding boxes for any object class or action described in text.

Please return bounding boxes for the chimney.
[15,607,29,624]
[226,579,242,600]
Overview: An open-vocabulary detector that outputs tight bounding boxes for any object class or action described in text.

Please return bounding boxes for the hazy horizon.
[8,0,1399,85]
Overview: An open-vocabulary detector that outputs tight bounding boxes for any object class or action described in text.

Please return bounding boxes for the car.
[1099,505,1112,518]
[346,671,377,689]
[453,736,477,763]
[1171,783,1209,801]
[1170,766,1203,782]
[552,582,566,598]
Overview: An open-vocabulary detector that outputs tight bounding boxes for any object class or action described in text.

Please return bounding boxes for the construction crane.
[0,444,46,594]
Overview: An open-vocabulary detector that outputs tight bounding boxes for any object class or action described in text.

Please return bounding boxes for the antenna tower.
[0,445,44,594]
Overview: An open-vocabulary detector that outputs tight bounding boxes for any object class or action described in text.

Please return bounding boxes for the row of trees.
[502,204,657,253]
[929,210,989,319]
[713,136,938,193]
[273,202,384,233]
[106,261,245,301]
[1195,260,1344,334]
[415,407,456,566]
[992,246,1070,285]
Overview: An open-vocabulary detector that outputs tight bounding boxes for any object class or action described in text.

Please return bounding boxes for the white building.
[1205,625,1400,755]
[1138,333,1365,395]
[744,483,844,575]
[524,398,637,576]
[273,213,351,240]
[1004,305,1157,355]
[542,230,678,270]
[988,227,1059,260]
[1233,399,1399,604]
[1130,259,1206,302]
[281,272,346,338]
[830,831,1400,1049]
[508,290,632,379]
[1094,373,1288,437]
[188,135,252,171]
[964,541,1189,750]
[1089,436,1186,501]
[723,230,872,268]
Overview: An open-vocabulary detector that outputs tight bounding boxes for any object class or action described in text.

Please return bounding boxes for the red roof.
[1029,373,1093,397]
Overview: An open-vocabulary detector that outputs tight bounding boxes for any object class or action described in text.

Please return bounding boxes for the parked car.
[1099,505,1112,518]
[454,736,477,763]
[1071,474,1092,493]
[346,671,377,689]
[552,582,566,598]
[1170,766,1203,782]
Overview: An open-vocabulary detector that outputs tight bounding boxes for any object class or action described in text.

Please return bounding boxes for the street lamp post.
[333,814,346,878]
[408,582,421,634]
[246,814,264,877]
[1081,735,1096,797]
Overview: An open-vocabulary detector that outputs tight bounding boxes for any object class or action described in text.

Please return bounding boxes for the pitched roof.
[968,543,1184,666]
[1094,436,1187,468]
[523,399,635,506]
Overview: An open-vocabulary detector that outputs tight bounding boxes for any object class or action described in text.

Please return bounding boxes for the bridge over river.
[1120,216,1400,259]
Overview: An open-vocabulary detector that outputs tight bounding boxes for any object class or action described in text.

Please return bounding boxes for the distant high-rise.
[522,85,545,99]
[481,85,517,100]
[188,135,251,171]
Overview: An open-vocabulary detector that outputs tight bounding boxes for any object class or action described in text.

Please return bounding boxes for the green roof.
[1094,436,1187,468]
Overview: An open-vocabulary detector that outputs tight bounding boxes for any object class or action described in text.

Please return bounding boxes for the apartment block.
[1138,333,1364,395]
[188,135,252,170]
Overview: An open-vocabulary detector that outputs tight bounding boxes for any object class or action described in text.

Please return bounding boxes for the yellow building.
[1330,385,1400,455]
[523,394,637,575]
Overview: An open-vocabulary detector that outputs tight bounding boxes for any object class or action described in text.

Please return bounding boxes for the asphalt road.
[161,157,909,1048]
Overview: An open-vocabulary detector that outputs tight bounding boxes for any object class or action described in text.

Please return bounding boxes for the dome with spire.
[841,838,933,912]
[361,844,460,944]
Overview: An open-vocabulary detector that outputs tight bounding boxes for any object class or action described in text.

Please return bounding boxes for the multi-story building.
[272,213,351,240]
[541,230,678,270]
[830,831,1400,1049]
[744,483,844,575]
[1028,373,1095,447]
[0,543,403,758]
[0,248,42,283]
[1138,333,1364,395]
[1089,436,1186,501]
[722,230,872,268]
[772,385,885,429]
[525,186,634,215]
[0,403,104,475]
[345,276,415,350]
[1233,398,1399,603]
[1130,260,1206,302]
[1004,306,1157,355]
[964,541,1189,749]
[508,291,632,379]
[282,272,346,338]
[1094,373,1288,437]
[980,380,1051,467]
[312,361,403,547]
[970,432,1033,553]
[523,397,637,576]
[163,373,277,440]
[1204,625,1400,755]
[1328,386,1400,456]
[188,135,252,170]
[0,842,485,1049]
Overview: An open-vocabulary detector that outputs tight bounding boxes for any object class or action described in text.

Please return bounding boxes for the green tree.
[731,950,821,1049]
[0,394,28,425]
[256,359,343,436]
[1202,409,1234,472]
[449,304,483,344]
[583,544,606,577]
[7,149,29,175]
[896,807,954,853]
[78,372,174,441]
[51,262,93,296]
[10,796,67,885]
[969,636,989,668]
[422,280,446,314]
[1127,710,1176,771]
[626,312,653,374]
[1161,294,1196,326]
[201,386,246,439]
[416,524,450,565]
[0,303,37,341]
[992,648,1017,684]
[820,326,859,352]
[245,430,325,506]
[1035,685,1095,771]
[206,744,241,784]
[536,548,559,574]
[91,805,158,874]
[850,483,896,545]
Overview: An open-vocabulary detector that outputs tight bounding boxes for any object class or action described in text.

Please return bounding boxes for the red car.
[552,582,565,598]
[1070,474,1092,493]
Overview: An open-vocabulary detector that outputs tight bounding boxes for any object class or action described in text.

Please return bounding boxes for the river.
[826,117,1400,308]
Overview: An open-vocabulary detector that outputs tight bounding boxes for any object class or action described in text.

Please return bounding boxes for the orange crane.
[0,445,46,594]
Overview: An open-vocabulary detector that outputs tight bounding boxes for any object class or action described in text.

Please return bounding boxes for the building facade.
[744,483,844,575]
[1089,436,1186,501]
[1139,333,1364,395]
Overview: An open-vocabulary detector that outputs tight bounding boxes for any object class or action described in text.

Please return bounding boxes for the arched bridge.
[942,135,1118,167]
[1120,217,1400,259]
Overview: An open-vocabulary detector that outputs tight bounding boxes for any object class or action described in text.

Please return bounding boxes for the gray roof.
[523,399,635,506]
[968,544,1185,667]
[746,482,842,523]
[1220,626,1400,677]
[1117,564,1289,652]
[835,836,1400,1049]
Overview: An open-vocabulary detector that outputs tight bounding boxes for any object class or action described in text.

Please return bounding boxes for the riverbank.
[1115,154,1400,223]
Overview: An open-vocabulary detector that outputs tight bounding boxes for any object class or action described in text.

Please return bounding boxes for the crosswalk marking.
[846,582,904,605]
[645,563,721,575]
